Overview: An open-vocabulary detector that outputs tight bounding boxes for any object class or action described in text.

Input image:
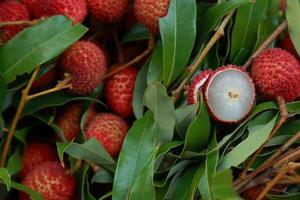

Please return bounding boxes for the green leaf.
[92,169,114,184]
[0,16,88,83]
[122,24,150,43]
[218,114,277,170]
[0,74,7,111]
[64,138,116,172]
[147,43,163,84]
[0,168,11,190]
[287,100,300,114]
[269,192,300,200]
[156,141,184,160]
[7,147,22,175]
[183,97,210,152]
[133,63,149,119]
[175,103,198,137]
[286,0,300,56]
[199,132,219,200]
[112,112,157,200]
[160,0,197,86]
[129,147,158,200]
[211,170,242,200]
[144,82,175,144]
[230,0,270,63]
[56,142,72,161]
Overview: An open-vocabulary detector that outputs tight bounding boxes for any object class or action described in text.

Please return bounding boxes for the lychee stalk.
[0,67,71,166]
[0,18,44,28]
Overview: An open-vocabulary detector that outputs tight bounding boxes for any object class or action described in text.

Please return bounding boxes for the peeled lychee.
[279,32,298,58]
[21,0,87,23]
[57,102,97,141]
[85,113,129,157]
[134,0,170,34]
[32,67,57,89]
[251,48,300,102]
[0,1,30,43]
[203,65,255,123]
[60,41,107,95]
[20,142,58,178]
[104,66,138,118]
[187,69,213,104]
[86,0,129,23]
[21,161,76,200]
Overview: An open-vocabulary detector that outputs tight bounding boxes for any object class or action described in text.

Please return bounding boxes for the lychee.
[201,65,255,123]
[21,161,76,200]
[251,48,300,102]
[20,142,58,178]
[21,0,87,23]
[32,67,57,89]
[86,0,129,23]
[60,41,107,95]
[57,102,97,141]
[85,113,129,157]
[279,32,298,58]
[241,185,267,200]
[104,66,138,118]
[134,0,170,34]
[0,1,30,43]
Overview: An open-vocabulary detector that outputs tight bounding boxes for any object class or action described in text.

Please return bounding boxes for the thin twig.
[0,67,40,166]
[104,34,155,78]
[171,12,234,102]
[243,20,288,70]
[239,96,288,178]
[0,18,44,28]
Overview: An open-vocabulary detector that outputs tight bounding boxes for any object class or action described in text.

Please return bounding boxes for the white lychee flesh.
[205,68,255,123]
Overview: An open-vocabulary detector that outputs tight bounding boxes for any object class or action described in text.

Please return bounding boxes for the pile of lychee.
[1,0,300,199]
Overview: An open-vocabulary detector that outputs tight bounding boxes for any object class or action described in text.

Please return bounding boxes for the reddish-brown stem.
[104,34,155,78]
[0,18,44,28]
[243,20,288,70]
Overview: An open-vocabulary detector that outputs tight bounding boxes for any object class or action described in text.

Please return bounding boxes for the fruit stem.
[99,191,113,200]
[0,18,45,28]
[0,69,71,167]
[0,66,40,167]
[171,12,234,102]
[243,20,288,70]
[104,34,155,78]
[257,162,300,200]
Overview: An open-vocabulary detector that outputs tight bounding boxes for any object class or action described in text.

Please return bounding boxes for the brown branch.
[0,18,44,28]
[104,34,155,78]
[171,12,234,102]
[0,67,40,166]
[243,20,288,70]
[239,96,288,178]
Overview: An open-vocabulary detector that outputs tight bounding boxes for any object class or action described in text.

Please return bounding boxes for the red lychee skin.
[20,142,58,178]
[134,0,170,34]
[21,161,76,200]
[203,65,256,124]
[251,48,300,102]
[187,69,213,104]
[60,41,107,95]
[104,67,138,118]
[241,185,267,200]
[57,102,97,141]
[21,0,87,23]
[85,113,129,157]
[86,0,129,23]
[32,67,57,89]
[0,1,30,43]
[279,32,298,58]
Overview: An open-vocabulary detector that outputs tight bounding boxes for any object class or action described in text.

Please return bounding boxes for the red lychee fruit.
[241,185,267,200]
[21,0,87,23]
[251,48,300,102]
[20,142,58,178]
[0,1,30,43]
[86,0,129,23]
[104,66,138,118]
[279,32,298,58]
[57,102,97,141]
[134,0,170,34]
[203,65,255,124]
[187,69,213,104]
[60,41,107,95]
[32,67,57,89]
[85,113,129,157]
[21,161,76,200]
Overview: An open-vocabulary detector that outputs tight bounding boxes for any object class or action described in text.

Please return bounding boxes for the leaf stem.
[243,20,288,70]
[171,12,234,102]
[0,18,44,28]
[104,34,155,78]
